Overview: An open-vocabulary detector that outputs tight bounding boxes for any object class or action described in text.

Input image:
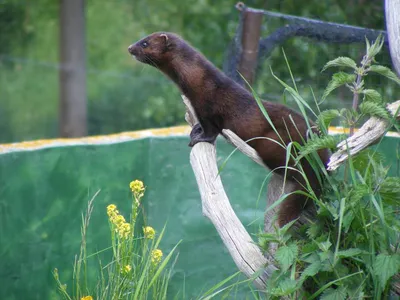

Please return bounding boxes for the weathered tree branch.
[183,96,275,290]
[327,100,400,171]
[385,0,400,77]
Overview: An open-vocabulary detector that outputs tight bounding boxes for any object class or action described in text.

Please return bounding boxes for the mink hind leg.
[277,184,314,227]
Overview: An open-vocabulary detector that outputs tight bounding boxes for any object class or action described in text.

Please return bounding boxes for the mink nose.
[128,44,136,55]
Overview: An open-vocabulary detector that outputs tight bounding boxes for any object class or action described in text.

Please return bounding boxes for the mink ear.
[159,34,170,47]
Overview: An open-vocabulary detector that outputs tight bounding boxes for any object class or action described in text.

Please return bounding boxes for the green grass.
[53,180,181,300]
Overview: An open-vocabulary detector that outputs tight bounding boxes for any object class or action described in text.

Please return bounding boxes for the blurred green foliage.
[0,0,397,143]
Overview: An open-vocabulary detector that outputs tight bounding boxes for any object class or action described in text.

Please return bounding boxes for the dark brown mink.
[128,32,330,227]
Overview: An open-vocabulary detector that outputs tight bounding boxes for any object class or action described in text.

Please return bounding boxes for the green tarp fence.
[0,126,399,299]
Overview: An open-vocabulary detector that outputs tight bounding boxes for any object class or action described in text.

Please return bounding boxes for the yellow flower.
[81,296,93,300]
[121,264,132,274]
[130,180,145,195]
[151,249,163,265]
[107,204,119,218]
[107,204,117,213]
[113,215,126,226]
[143,226,155,239]
[117,222,131,239]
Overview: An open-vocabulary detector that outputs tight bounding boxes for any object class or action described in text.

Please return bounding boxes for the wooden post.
[237,5,263,86]
[385,0,400,77]
[59,0,87,137]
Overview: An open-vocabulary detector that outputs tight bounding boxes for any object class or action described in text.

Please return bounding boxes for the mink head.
[128,32,182,67]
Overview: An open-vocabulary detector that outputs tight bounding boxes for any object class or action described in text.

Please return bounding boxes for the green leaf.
[347,184,369,207]
[362,89,382,103]
[270,278,298,296]
[278,219,297,236]
[380,177,400,194]
[320,286,348,300]
[321,72,356,101]
[301,260,322,280]
[275,242,298,271]
[317,239,332,252]
[336,248,362,258]
[316,109,341,130]
[369,65,400,85]
[373,253,400,288]
[342,210,354,233]
[366,35,385,59]
[298,135,344,160]
[352,149,385,173]
[306,222,321,239]
[359,101,390,119]
[322,57,358,72]
[302,242,318,254]
[379,177,400,205]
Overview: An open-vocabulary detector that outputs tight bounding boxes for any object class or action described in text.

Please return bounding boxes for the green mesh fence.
[0,131,399,299]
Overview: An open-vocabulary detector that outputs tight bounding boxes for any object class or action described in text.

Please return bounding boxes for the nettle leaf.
[279,219,297,236]
[275,242,298,271]
[352,149,385,174]
[369,65,400,85]
[300,260,322,281]
[298,135,343,160]
[373,253,400,288]
[316,109,341,130]
[306,222,321,239]
[320,251,335,272]
[359,101,390,119]
[318,201,339,219]
[322,57,358,72]
[362,89,383,103]
[271,278,298,296]
[347,184,369,207]
[336,248,362,258]
[258,232,280,244]
[367,34,384,58]
[321,72,356,101]
[380,177,400,194]
[302,252,319,264]
[320,286,348,300]
[317,239,332,252]
[380,177,400,205]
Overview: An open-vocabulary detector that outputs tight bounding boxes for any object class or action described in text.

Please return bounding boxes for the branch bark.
[183,96,274,290]
[328,100,400,171]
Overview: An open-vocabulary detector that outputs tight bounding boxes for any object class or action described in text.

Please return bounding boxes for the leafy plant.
[257,36,400,299]
[53,180,180,300]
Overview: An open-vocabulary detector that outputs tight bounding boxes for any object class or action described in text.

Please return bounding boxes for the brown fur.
[128,32,330,226]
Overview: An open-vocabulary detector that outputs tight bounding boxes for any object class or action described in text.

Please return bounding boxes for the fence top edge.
[0,126,398,155]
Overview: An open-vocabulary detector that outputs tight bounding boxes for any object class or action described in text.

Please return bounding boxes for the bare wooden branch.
[385,0,400,76]
[328,100,400,171]
[221,129,267,169]
[182,95,276,289]
[190,143,274,289]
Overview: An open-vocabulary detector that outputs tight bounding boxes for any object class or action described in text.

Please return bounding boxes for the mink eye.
[141,41,149,48]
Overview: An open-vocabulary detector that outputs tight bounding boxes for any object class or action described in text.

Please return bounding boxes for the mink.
[128,32,330,226]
